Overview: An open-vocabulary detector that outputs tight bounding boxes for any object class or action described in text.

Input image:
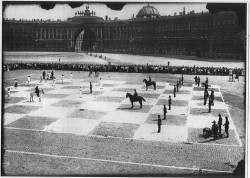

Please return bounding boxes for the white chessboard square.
[28,106,75,119]
[80,101,120,111]
[150,105,188,115]
[190,100,227,109]
[44,117,100,135]
[3,113,26,125]
[102,111,148,124]
[102,91,125,98]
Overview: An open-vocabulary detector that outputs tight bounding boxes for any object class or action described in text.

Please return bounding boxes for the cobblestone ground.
[2,70,245,175]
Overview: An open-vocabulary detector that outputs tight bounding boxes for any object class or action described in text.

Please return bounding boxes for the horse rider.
[148,76,151,82]
[133,89,138,98]
[35,86,40,98]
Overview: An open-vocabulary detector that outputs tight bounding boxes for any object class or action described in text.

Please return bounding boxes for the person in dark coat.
[168,95,172,110]
[133,89,138,98]
[42,71,46,80]
[208,95,212,112]
[204,89,209,105]
[148,76,151,82]
[224,116,230,137]
[197,76,200,87]
[35,86,40,97]
[173,85,176,97]
[194,76,197,85]
[181,74,184,85]
[176,81,179,92]
[218,114,223,135]
[90,82,92,94]
[210,90,215,106]
[14,79,18,88]
[212,120,218,140]
[163,104,167,120]
[157,115,162,133]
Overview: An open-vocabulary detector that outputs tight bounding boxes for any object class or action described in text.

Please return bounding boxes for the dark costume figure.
[197,76,200,87]
[194,76,198,85]
[224,117,229,137]
[176,81,179,92]
[204,89,209,105]
[163,104,167,120]
[208,95,212,112]
[133,89,138,98]
[212,121,218,140]
[173,85,176,97]
[14,79,18,88]
[210,90,215,106]
[179,78,182,88]
[148,76,151,82]
[90,82,92,94]
[181,74,184,85]
[168,96,172,110]
[35,86,40,97]
[42,71,46,80]
[218,114,223,135]
[157,115,162,133]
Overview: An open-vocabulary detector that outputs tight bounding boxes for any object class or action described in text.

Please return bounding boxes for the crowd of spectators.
[3,62,244,76]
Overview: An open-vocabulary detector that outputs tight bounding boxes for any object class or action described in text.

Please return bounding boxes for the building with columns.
[3,4,244,59]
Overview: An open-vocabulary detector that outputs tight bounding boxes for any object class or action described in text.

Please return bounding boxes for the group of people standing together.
[211,114,230,139]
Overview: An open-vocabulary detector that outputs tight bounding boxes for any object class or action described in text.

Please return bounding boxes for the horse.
[30,89,45,102]
[126,92,146,109]
[143,79,156,90]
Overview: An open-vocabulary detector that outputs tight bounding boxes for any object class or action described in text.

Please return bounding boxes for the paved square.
[3,80,241,146]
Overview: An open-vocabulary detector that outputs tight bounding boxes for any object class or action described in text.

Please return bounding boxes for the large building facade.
[3,5,245,59]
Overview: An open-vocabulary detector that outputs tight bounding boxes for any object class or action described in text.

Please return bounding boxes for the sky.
[3,3,208,20]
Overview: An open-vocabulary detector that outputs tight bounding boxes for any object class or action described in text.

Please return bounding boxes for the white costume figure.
[70,72,73,81]
[27,75,31,85]
[61,74,64,84]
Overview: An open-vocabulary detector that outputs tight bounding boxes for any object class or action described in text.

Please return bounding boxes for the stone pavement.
[4,76,241,146]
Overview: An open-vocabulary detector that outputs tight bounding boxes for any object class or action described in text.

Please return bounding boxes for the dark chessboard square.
[190,108,228,117]
[19,83,42,87]
[142,85,165,90]
[81,90,104,95]
[193,87,219,92]
[69,109,107,120]
[5,105,41,114]
[91,122,139,138]
[43,93,69,99]
[192,95,223,102]
[55,81,71,85]
[4,97,26,104]
[52,100,83,107]
[140,93,160,99]
[102,84,116,87]
[169,82,193,87]
[117,104,152,113]
[61,86,86,89]
[145,114,187,126]
[7,116,57,130]
[113,88,134,92]
[164,89,190,94]
[187,128,240,146]
[94,96,124,102]
[156,99,188,106]
[125,81,142,85]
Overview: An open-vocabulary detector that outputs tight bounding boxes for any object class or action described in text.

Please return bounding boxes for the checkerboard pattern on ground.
[4,77,241,146]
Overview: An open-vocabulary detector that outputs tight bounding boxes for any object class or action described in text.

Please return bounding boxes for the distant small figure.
[90,82,92,94]
[39,76,43,83]
[14,79,18,88]
[210,90,215,106]
[179,78,182,88]
[176,81,179,92]
[27,75,31,85]
[197,76,200,87]
[52,76,56,87]
[157,115,162,133]
[59,58,61,63]
[7,88,10,97]
[168,95,172,110]
[173,85,176,97]
[181,74,184,85]
[163,104,167,120]
[80,86,82,98]
[212,120,218,140]
[218,114,223,135]
[208,95,212,112]
[224,116,230,138]
[70,72,73,81]
[204,89,209,105]
[42,71,46,80]
[168,61,170,66]
[194,76,198,85]
[61,74,64,84]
